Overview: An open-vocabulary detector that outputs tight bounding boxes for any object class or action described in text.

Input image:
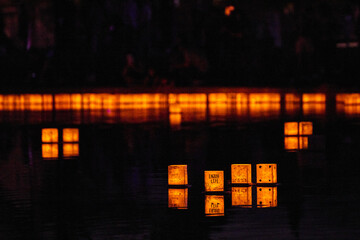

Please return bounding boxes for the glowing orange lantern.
[225,5,235,16]
[169,113,181,128]
[284,122,298,135]
[205,195,224,216]
[42,143,59,159]
[42,128,58,143]
[299,122,313,135]
[256,164,277,184]
[284,136,298,150]
[63,143,79,158]
[232,187,252,207]
[168,188,188,209]
[204,171,224,192]
[231,164,251,184]
[257,187,277,208]
[63,128,79,142]
[168,165,188,185]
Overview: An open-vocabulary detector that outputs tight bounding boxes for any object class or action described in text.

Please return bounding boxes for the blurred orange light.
[168,165,188,185]
[232,187,252,207]
[42,143,59,159]
[231,164,251,184]
[168,188,188,209]
[169,113,182,127]
[204,171,224,192]
[225,5,235,16]
[302,93,326,103]
[284,136,299,150]
[284,122,298,135]
[63,143,79,158]
[205,195,225,216]
[257,187,277,208]
[42,128,58,143]
[63,128,79,142]
[299,122,313,135]
[256,164,277,184]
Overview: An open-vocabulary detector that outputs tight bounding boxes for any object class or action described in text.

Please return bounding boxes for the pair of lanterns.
[42,128,79,159]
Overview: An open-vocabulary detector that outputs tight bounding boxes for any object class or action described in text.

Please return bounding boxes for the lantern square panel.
[63,128,79,142]
[284,122,298,135]
[231,164,251,184]
[257,187,277,208]
[63,143,79,158]
[204,171,224,192]
[42,128,58,143]
[168,188,188,209]
[256,164,277,184]
[299,122,313,135]
[168,165,188,185]
[42,144,59,159]
[205,195,224,217]
[232,187,252,207]
[284,137,298,150]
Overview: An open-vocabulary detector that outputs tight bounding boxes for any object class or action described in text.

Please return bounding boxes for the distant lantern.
[63,143,79,158]
[63,128,79,142]
[225,5,235,16]
[42,143,59,159]
[168,165,188,185]
[169,113,181,128]
[299,122,313,135]
[231,164,251,184]
[284,122,298,135]
[168,188,188,209]
[204,171,224,192]
[232,187,252,207]
[205,195,225,216]
[42,128,58,143]
[284,136,299,150]
[257,187,277,208]
[256,164,277,184]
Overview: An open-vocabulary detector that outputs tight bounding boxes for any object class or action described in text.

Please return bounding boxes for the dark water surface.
[0,92,360,239]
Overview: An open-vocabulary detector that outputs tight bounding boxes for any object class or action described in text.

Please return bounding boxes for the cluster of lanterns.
[42,128,79,159]
[168,163,278,216]
[284,122,313,150]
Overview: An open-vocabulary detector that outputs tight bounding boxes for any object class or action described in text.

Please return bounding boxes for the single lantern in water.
[204,171,224,192]
[168,165,188,185]
[256,164,277,184]
[231,164,252,184]
[257,187,278,208]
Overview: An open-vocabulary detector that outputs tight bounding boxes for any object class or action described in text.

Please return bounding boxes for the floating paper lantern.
[257,187,277,208]
[205,195,224,216]
[63,143,79,158]
[42,128,58,143]
[232,187,252,207]
[204,171,224,192]
[231,164,251,184]
[63,128,79,142]
[284,136,299,150]
[168,188,188,209]
[42,143,59,159]
[168,165,188,185]
[284,122,298,135]
[256,164,277,184]
[299,122,313,135]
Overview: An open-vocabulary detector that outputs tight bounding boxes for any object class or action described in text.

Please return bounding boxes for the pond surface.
[0,91,360,239]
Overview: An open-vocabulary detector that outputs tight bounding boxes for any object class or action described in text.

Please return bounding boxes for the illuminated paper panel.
[42,128,58,143]
[302,93,326,103]
[42,144,59,159]
[232,187,252,207]
[63,128,79,142]
[256,164,277,184]
[257,187,277,208]
[168,165,188,185]
[284,136,298,150]
[205,195,224,216]
[204,171,224,192]
[231,164,251,184]
[284,122,298,135]
[299,122,313,135]
[168,188,188,209]
[63,143,79,158]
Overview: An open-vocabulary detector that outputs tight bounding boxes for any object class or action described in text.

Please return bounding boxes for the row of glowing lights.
[42,128,79,159]
[168,164,277,215]
[0,93,332,111]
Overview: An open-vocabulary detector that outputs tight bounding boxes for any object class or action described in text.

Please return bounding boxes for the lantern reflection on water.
[63,143,79,158]
[257,187,277,208]
[256,164,277,184]
[168,165,188,185]
[205,195,225,216]
[232,187,252,207]
[284,136,299,150]
[204,171,224,192]
[231,164,251,184]
[168,188,188,209]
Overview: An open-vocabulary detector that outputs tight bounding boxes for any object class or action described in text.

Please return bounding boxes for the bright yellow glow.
[249,93,281,103]
[42,143,59,159]
[63,128,79,142]
[42,128,58,143]
[299,122,313,135]
[225,5,235,16]
[168,165,188,185]
[232,187,252,207]
[284,122,298,135]
[63,143,79,158]
[169,113,182,127]
[168,188,188,209]
[256,164,277,184]
[204,171,224,192]
[257,187,277,208]
[284,136,299,150]
[205,195,224,216]
[302,93,326,103]
[231,164,251,184]
[303,103,326,116]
